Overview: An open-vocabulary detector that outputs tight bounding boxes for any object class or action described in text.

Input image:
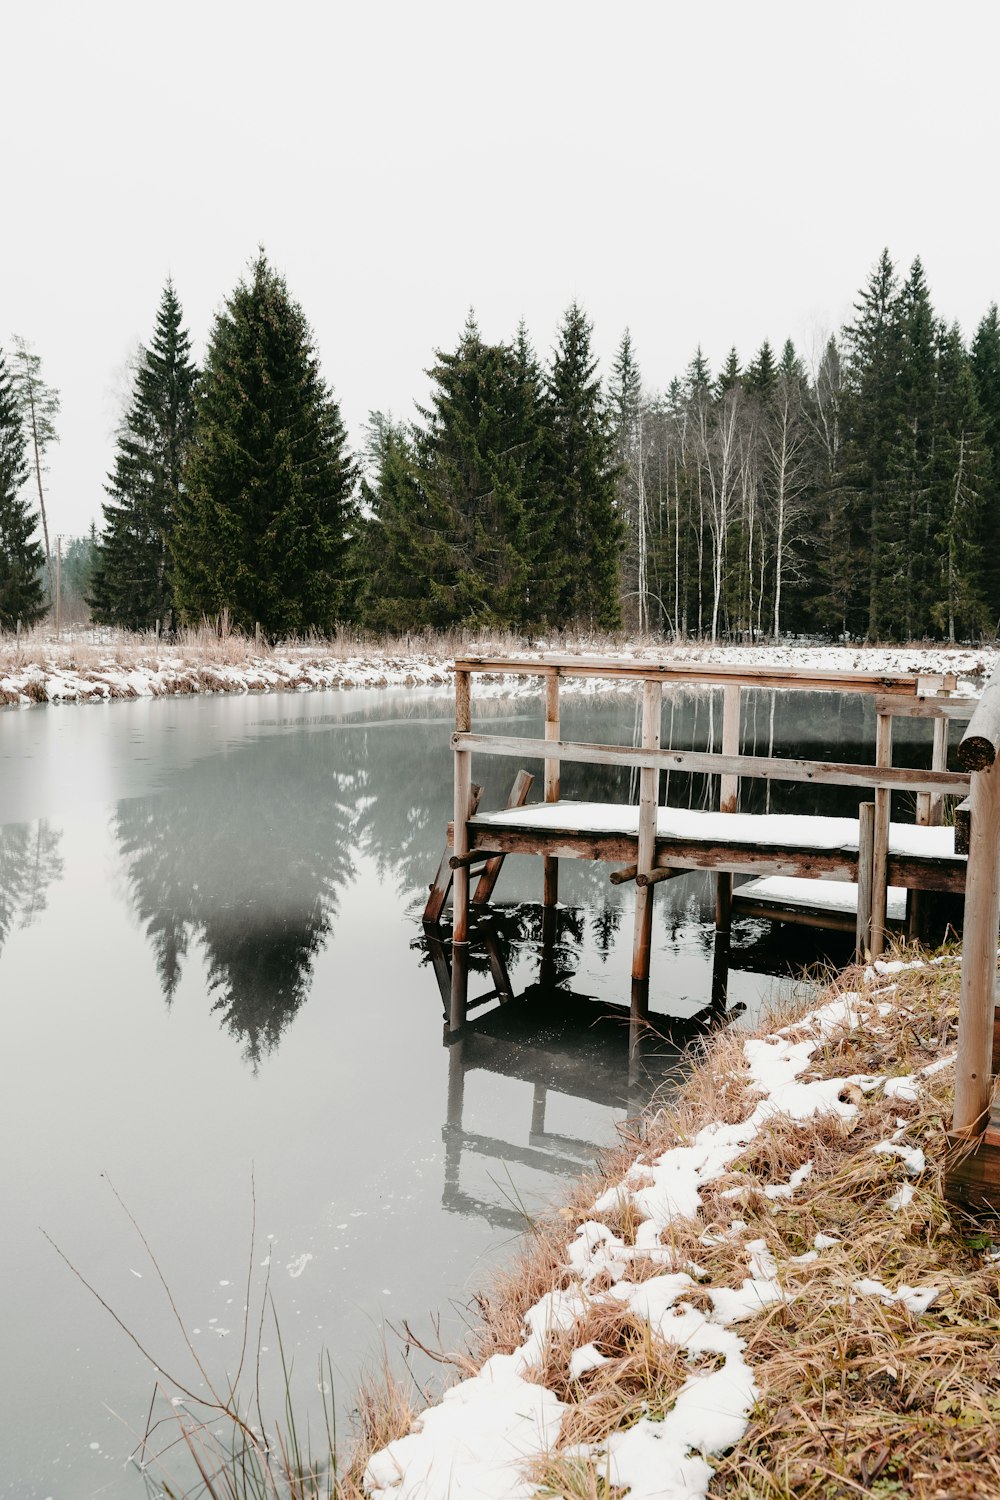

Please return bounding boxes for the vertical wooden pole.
[543,669,560,907]
[870,712,893,957]
[855,800,875,960]
[450,668,472,1028]
[911,713,949,939]
[716,683,740,933]
[954,759,1000,1136]
[631,678,662,1015]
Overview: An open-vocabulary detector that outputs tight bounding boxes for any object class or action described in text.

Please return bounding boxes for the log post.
[953,756,1000,1138]
[543,668,560,908]
[630,678,662,1016]
[716,683,740,934]
[450,668,473,1027]
[911,710,950,938]
[855,800,875,960]
[870,711,893,957]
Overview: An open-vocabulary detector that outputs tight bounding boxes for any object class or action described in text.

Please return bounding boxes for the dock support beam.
[631,679,662,1017]
[715,683,740,946]
[870,711,893,957]
[543,668,560,908]
[953,757,1000,1138]
[450,668,472,1028]
[855,801,875,960]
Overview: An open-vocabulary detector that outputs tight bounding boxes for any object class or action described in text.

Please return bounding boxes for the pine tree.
[715,347,743,395]
[608,330,647,629]
[171,253,357,637]
[971,304,1000,626]
[0,346,46,629]
[745,340,777,396]
[89,280,197,630]
[543,303,622,628]
[840,248,904,637]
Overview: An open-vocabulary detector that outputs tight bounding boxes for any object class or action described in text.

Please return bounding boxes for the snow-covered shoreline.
[357,956,987,1500]
[0,640,995,709]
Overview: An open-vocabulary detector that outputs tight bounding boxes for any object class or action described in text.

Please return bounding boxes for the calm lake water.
[0,684,942,1498]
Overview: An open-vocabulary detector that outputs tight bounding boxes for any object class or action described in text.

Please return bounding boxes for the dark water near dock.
[0,685,944,1497]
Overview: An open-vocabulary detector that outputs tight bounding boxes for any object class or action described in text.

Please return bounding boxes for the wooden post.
[716,683,740,934]
[631,678,662,1015]
[953,757,1000,1137]
[855,800,875,960]
[472,768,534,904]
[543,668,560,908]
[451,669,473,1027]
[911,712,949,939]
[870,712,893,957]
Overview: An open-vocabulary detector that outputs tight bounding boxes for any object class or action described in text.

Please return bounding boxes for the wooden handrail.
[454,653,959,697]
[452,731,971,796]
[958,665,1000,770]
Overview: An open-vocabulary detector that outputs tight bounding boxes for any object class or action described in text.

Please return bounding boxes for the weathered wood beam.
[452,731,971,795]
[635,867,682,889]
[631,679,662,1002]
[874,694,978,720]
[543,669,560,908]
[955,796,971,856]
[609,864,638,885]
[958,665,1000,770]
[471,768,534,904]
[953,756,1000,1136]
[870,712,893,956]
[855,801,875,959]
[454,654,947,695]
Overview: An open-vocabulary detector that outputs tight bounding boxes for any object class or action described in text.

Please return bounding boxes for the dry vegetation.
[337,954,1000,1500]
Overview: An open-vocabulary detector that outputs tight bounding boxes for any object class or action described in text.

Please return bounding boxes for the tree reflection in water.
[114,732,360,1065]
[0,820,63,956]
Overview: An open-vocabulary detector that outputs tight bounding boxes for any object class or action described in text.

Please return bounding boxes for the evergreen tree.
[543,303,622,628]
[0,346,46,629]
[745,339,777,396]
[608,330,647,629]
[715,347,743,394]
[840,248,904,637]
[971,304,1000,625]
[89,280,197,630]
[929,323,990,641]
[171,253,357,637]
[685,346,712,396]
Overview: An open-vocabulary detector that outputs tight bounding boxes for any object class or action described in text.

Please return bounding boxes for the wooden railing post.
[716,683,740,933]
[451,668,472,1027]
[856,800,875,960]
[543,668,560,908]
[631,678,662,1015]
[870,711,893,957]
[954,756,1000,1136]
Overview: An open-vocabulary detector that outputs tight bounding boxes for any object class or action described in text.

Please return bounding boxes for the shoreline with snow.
[343,952,999,1500]
[0,636,996,708]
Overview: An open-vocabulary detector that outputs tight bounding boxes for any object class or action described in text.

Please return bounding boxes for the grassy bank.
[341,950,999,1500]
[0,624,994,706]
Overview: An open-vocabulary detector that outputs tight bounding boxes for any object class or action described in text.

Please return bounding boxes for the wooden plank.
[452,732,970,795]
[424,784,482,925]
[870,713,893,957]
[472,768,534,904]
[733,896,858,934]
[856,801,875,959]
[953,757,1000,1136]
[875,694,979,720]
[543,668,560,908]
[958,665,1000,770]
[719,682,741,812]
[454,654,939,694]
[632,679,661,990]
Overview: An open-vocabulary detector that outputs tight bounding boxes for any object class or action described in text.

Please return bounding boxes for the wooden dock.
[427,652,1000,1212]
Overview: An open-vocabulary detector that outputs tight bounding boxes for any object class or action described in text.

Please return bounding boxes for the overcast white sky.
[4,0,999,537]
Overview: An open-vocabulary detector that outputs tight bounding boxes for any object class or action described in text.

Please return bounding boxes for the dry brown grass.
[344,951,1000,1500]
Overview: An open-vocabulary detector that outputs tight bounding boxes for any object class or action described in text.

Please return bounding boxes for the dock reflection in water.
[419,903,746,1231]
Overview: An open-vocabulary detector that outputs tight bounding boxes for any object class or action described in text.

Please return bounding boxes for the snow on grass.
[362,958,974,1500]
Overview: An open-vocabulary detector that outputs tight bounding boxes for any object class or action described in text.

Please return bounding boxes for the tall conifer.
[90,280,197,630]
[0,346,46,628]
[171,254,357,637]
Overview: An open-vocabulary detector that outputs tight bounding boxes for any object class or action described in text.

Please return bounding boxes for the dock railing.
[446,651,1000,1209]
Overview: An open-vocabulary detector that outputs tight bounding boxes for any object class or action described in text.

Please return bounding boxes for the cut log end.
[958,735,997,772]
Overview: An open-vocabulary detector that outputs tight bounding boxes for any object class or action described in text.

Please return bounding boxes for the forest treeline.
[1,248,998,641]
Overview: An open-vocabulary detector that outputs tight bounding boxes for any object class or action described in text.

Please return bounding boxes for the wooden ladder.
[423,768,534,926]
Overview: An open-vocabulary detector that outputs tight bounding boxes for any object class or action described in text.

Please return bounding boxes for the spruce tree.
[0,346,46,629]
[929,323,990,641]
[715,347,743,394]
[171,253,357,637]
[89,280,197,630]
[608,331,646,628]
[745,339,777,396]
[971,304,1000,626]
[543,303,622,629]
